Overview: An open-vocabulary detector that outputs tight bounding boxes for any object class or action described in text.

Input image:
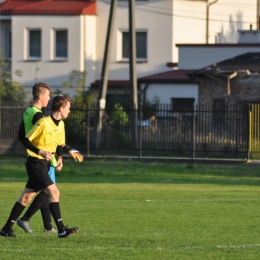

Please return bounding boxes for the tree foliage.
[61,70,97,108]
[111,103,129,126]
[0,50,27,104]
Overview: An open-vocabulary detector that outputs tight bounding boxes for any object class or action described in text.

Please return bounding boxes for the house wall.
[178,45,260,69]
[174,0,257,63]
[11,15,96,94]
[96,0,174,80]
[142,83,198,104]
[210,0,257,43]
[173,0,207,63]
[198,73,260,104]
[84,15,97,87]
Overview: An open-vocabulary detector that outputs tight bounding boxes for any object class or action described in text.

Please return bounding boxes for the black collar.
[51,114,60,126]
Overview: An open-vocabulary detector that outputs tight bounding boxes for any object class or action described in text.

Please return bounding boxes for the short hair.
[52,95,71,112]
[32,83,50,100]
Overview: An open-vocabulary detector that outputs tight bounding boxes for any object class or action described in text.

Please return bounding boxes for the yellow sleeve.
[26,118,44,141]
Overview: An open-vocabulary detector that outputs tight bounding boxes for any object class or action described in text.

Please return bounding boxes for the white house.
[0,0,259,98]
[0,0,96,96]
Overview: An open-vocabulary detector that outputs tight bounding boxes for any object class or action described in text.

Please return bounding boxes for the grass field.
[0,155,260,260]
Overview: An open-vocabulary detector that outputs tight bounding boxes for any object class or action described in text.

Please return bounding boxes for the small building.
[138,69,197,109]
[189,52,260,106]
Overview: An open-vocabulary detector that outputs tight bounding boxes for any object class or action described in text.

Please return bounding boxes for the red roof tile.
[138,70,195,83]
[0,0,96,15]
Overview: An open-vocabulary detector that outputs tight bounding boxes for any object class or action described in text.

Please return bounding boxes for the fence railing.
[0,102,250,159]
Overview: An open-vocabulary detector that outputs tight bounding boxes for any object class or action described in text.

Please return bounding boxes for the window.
[121,31,147,61]
[28,30,41,59]
[171,98,195,113]
[5,29,11,59]
[55,30,68,59]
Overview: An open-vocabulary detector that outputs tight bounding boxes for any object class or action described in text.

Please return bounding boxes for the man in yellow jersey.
[1,95,83,238]
[16,83,59,233]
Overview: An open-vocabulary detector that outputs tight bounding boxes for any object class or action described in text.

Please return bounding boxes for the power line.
[99,0,257,25]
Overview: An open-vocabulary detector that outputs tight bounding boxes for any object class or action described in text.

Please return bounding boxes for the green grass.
[0,155,260,259]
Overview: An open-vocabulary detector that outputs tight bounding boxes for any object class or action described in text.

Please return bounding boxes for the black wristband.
[56,145,63,157]
[63,144,71,151]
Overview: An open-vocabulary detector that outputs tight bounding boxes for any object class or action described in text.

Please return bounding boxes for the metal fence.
[0,102,250,160]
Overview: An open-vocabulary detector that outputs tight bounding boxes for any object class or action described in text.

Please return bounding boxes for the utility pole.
[128,0,138,148]
[94,0,118,148]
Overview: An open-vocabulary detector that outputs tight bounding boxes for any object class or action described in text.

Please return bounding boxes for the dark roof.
[0,0,96,15]
[90,80,130,89]
[138,70,195,83]
[195,52,260,75]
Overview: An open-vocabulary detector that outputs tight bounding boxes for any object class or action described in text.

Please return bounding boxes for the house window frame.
[51,29,68,61]
[118,30,148,62]
[26,29,41,61]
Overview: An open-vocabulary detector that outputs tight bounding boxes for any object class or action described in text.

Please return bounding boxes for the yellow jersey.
[26,116,65,159]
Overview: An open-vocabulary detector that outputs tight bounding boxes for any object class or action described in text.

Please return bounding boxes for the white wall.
[143,83,198,104]
[173,0,257,63]
[173,0,207,63]
[178,45,260,69]
[208,0,257,43]
[84,15,97,87]
[96,0,173,80]
[96,0,258,73]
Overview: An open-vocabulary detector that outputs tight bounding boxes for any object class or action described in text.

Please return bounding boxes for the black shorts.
[25,156,54,192]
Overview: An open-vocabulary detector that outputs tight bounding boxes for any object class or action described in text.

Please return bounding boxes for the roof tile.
[0,0,96,15]
[138,70,195,83]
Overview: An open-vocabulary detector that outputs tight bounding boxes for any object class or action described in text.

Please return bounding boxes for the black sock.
[49,202,64,232]
[40,201,53,231]
[21,191,50,222]
[2,202,25,230]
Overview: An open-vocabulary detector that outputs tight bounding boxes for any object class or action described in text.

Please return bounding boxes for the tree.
[110,103,130,148]
[59,70,97,148]
[0,49,27,105]
[61,70,97,108]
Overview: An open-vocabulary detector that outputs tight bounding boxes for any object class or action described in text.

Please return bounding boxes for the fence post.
[192,103,196,159]
[139,103,142,158]
[86,104,90,157]
[247,103,251,161]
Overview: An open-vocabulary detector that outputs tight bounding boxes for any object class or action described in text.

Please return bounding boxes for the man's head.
[52,95,71,119]
[32,83,51,107]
